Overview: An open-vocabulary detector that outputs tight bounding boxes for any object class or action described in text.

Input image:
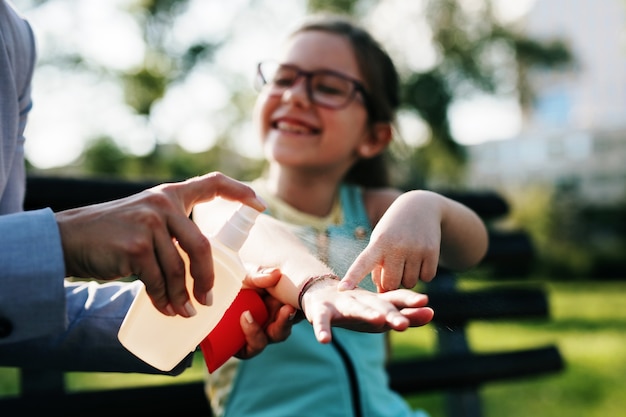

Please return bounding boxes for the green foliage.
[392,137,467,190]
[81,138,265,183]
[380,0,572,185]
[307,0,359,14]
[122,67,169,115]
[24,1,592,280]
[26,0,574,190]
[83,137,130,176]
[500,185,626,280]
[402,71,467,184]
[502,185,583,278]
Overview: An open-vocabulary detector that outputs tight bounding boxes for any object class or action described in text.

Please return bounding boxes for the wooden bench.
[0,176,565,417]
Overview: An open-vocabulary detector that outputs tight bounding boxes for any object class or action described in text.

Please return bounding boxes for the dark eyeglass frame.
[256,61,371,112]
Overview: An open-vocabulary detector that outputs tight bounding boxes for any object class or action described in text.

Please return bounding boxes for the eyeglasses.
[256,61,370,111]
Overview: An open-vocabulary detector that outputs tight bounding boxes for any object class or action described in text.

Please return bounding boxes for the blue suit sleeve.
[0,208,67,344]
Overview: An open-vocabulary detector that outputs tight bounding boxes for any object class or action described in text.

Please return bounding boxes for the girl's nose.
[281,77,311,108]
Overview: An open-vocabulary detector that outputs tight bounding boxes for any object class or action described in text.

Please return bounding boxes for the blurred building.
[465,127,625,205]
[465,0,626,207]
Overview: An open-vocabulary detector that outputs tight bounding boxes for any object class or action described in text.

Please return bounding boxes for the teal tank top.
[208,183,426,417]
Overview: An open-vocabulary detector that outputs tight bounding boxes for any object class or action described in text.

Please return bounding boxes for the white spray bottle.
[118,203,265,372]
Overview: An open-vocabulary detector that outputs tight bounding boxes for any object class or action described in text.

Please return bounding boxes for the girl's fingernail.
[392,316,407,327]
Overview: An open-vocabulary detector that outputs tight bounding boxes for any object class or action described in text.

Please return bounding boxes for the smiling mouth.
[274,120,321,135]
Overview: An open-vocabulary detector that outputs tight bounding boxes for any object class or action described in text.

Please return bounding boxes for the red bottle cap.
[200,289,269,373]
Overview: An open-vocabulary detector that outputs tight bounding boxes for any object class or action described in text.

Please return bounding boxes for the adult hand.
[236,268,297,359]
[55,172,265,317]
[301,277,434,343]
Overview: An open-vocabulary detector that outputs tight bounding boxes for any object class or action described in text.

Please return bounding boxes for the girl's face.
[254,30,374,173]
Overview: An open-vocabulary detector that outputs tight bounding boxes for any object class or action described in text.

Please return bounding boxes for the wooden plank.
[24,176,158,211]
[426,287,549,324]
[1,381,212,417]
[387,345,564,394]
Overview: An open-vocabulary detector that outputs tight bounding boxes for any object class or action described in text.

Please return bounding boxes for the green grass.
[1,280,626,417]
[391,280,626,417]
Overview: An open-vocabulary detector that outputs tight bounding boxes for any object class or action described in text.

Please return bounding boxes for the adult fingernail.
[243,310,254,324]
[165,304,176,317]
[184,301,197,317]
[256,194,268,209]
[204,290,213,306]
[337,281,352,291]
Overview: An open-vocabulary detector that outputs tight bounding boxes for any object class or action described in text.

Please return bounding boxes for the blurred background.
[4,0,626,416]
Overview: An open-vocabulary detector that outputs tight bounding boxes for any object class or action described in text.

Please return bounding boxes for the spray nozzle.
[213,204,261,251]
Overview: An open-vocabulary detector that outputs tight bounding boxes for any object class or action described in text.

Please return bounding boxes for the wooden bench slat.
[439,190,510,220]
[427,287,549,324]
[24,176,157,212]
[387,345,564,394]
[1,381,212,416]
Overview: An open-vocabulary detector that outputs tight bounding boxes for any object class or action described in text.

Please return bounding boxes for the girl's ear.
[357,122,392,158]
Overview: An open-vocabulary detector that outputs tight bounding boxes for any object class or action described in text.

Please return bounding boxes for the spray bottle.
[118,203,268,372]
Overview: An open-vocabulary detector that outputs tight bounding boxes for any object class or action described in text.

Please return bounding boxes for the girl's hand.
[340,190,488,292]
[340,191,443,292]
[301,276,433,343]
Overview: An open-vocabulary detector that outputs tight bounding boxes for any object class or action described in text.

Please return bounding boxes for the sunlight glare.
[449,95,523,145]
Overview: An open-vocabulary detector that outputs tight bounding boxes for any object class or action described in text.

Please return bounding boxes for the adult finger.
[172,172,266,213]
[133,248,174,317]
[152,227,195,316]
[170,173,265,305]
[167,214,214,307]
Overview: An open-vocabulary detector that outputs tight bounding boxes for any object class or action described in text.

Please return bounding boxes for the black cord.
[331,337,363,417]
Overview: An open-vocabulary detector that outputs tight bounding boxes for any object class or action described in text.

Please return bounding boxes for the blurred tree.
[307,0,573,188]
[403,0,572,187]
[121,0,223,115]
[83,137,130,177]
[27,0,572,187]
[82,137,265,182]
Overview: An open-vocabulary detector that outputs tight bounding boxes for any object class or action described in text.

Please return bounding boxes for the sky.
[12,0,537,169]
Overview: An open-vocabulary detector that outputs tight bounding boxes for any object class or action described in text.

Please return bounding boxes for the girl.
[204,14,488,417]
